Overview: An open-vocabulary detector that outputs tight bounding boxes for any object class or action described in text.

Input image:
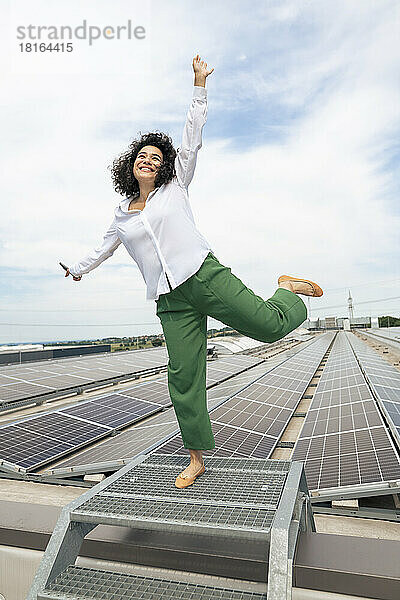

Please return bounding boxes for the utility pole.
[348,290,354,320]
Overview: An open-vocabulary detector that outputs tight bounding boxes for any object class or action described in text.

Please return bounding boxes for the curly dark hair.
[108,131,177,198]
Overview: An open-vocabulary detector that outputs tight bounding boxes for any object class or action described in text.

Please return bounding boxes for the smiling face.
[133,145,164,185]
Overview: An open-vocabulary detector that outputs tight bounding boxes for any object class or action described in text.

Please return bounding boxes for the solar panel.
[0,376,171,471]
[0,414,110,470]
[0,347,169,406]
[23,374,91,388]
[46,415,181,471]
[63,398,161,429]
[299,399,382,437]
[205,355,265,386]
[292,331,400,493]
[347,332,400,450]
[210,396,292,435]
[117,380,170,406]
[15,412,109,445]
[367,327,400,348]
[310,383,372,409]
[0,426,73,470]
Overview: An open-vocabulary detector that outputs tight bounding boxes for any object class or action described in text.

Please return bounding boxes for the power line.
[1,294,399,316]
[0,292,399,327]
[309,295,400,312]
[0,297,399,328]
[1,293,400,314]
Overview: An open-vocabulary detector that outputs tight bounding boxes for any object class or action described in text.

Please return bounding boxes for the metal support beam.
[267,461,305,600]
[27,510,96,600]
[311,481,400,503]
[312,504,400,522]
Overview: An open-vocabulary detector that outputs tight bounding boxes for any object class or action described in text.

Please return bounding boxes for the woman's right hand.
[65,268,82,282]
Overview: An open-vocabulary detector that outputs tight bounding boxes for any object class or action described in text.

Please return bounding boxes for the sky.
[0,0,399,344]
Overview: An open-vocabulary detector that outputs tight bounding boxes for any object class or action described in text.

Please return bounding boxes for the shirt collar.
[119,187,161,214]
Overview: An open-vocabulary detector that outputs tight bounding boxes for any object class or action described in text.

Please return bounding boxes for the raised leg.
[189,255,308,343]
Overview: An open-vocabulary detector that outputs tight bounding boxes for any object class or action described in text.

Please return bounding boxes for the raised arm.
[175,55,214,189]
[67,217,122,279]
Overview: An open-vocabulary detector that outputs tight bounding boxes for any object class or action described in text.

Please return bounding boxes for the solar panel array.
[46,339,319,472]
[292,331,400,492]
[0,347,168,406]
[369,327,400,344]
[0,347,268,410]
[48,368,274,471]
[155,333,335,458]
[347,332,400,450]
[203,336,319,403]
[0,380,168,471]
[0,354,268,472]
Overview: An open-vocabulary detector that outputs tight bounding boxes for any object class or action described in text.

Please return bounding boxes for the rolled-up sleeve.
[175,85,208,188]
[68,217,122,276]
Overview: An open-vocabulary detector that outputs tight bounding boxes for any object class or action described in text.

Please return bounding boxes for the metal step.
[71,454,290,540]
[28,455,314,600]
[38,566,267,600]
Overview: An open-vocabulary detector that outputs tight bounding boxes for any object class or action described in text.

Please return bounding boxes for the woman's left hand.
[192,54,214,81]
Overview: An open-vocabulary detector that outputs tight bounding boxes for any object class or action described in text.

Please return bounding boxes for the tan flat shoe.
[175,464,206,489]
[278,274,323,297]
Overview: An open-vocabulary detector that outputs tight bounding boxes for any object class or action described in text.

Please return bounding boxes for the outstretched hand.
[192,55,214,86]
[65,268,82,282]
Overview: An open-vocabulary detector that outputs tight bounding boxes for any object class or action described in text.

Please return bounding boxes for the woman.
[65,55,323,489]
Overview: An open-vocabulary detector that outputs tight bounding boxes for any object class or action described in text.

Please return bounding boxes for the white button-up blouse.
[68,86,214,301]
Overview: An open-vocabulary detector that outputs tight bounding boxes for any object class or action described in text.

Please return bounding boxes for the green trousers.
[155,252,307,450]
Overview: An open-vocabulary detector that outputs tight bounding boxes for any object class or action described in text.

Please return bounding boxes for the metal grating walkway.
[38,566,267,599]
[71,454,288,538]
